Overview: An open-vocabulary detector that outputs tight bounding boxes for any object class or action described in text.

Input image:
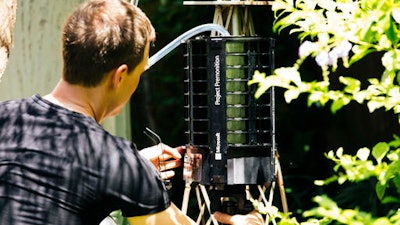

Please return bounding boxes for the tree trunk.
[0,0,84,100]
[0,0,17,79]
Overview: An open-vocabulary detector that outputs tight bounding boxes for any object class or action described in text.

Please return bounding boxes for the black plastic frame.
[183,36,276,187]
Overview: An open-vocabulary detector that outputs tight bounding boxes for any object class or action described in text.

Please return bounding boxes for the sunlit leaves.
[382,50,400,72]
[318,140,400,204]
[296,138,400,224]
[372,142,390,163]
[341,77,361,93]
[249,0,400,224]
[301,195,394,225]
[252,0,400,116]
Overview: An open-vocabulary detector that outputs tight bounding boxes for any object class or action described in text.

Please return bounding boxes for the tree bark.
[0,0,17,79]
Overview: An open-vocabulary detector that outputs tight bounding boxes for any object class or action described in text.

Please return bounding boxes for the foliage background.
[130,0,400,218]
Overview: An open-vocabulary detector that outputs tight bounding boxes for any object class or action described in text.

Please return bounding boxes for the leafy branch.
[248,0,400,224]
[249,0,400,116]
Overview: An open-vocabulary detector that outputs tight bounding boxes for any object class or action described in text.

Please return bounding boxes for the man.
[0,0,263,224]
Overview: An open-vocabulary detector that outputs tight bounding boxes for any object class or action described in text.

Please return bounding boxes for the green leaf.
[386,16,399,45]
[275,67,302,87]
[367,100,386,113]
[284,89,301,103]
[368,78,380,85]
[312,195,338,209]
[376,182,387,200]
[349,45,374,65]
[339,76,361,93]
[381,196,400,204]
[372,217,392,225]
[393,174,400,193]
[360,20,377,43]
[381,70,396,87]
[388,134,400,147]
[385,160,400,184]
[330,99,344,114]
[254,84,271,99]
[372,142,390,163]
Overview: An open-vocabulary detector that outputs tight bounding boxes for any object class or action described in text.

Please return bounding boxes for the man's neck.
[44,79,109,123]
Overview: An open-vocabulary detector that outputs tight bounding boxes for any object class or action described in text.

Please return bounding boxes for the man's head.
[62,0,155,87]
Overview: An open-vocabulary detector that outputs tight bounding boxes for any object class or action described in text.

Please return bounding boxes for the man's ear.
[111,64,128,89]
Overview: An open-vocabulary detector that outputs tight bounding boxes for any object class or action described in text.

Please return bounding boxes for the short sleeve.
[101,142,170,217]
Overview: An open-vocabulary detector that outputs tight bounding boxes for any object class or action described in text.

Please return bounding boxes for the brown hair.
[62,0,155,87]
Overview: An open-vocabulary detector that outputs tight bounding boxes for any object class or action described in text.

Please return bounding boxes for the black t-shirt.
[0,95,170,225]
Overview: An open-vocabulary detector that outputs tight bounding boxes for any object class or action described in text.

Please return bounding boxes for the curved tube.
[148,23,230,68]
[130,0,139,6]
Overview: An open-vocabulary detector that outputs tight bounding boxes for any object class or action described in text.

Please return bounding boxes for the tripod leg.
[182,182,192,214]
[199,185,219,225]
[275,154,289,214]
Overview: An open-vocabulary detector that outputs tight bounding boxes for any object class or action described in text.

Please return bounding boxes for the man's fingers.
[213,212,233,224]
[214,211,264,225]
[158,159,181,171]
[162,145,184,159]
[160,170,175,180]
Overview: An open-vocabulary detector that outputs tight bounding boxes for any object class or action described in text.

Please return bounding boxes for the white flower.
[315,51,330,67]
[317,41,353,67]
[298,41,315,58]
[318,0,336,11]
[331,41,352,58]
[328,51,338,66]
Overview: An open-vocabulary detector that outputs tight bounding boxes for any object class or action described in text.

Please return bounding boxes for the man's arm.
[127,203,265,225]
[127,203,196,225]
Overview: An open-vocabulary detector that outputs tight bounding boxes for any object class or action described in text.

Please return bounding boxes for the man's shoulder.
[0,95,37,120]
[0,95,33,107]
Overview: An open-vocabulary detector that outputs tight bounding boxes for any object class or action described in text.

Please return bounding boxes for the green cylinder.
[226,94,245,105]
[226,81,246,92]
[225,41,247,144]
[226,68,245,79]
[227,133,246,144]
[227,107,246,118]
[227,120,246,130]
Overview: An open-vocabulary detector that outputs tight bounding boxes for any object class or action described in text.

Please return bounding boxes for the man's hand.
[213,211,264,225]
[140,144,185,179]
